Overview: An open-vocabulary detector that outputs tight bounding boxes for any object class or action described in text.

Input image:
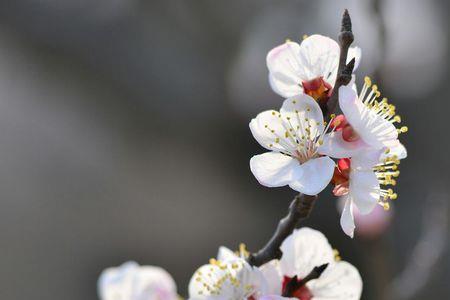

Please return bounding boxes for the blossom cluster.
[97,19,407,300]
[251,35,407,238]
[99,228,362,300]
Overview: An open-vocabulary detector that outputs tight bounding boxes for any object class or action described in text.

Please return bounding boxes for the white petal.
[307,261,362,300]
[217,246,238,262]
[288,156,335,195]
[339,86,398,149]
[340,197,355,238]
[351,148,385,169]
[280,227,334,279]
[189,259,268,299]
[319,131,369,159]
[347,46,362,70]
[382,142,407,160]
[349,169,380,215]
[250,110,297,152]
[267,41,305,98]
[134,267,178,300]
[297,35,340,85]
[188,264,228,299]
[250,152,300,188]
[280,94,325,135]
[98,261,178,300]
[259,260,283,295]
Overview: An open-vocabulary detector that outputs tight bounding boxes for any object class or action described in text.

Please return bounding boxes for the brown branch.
[322,9,355,119]
[247,194,317,267]
[282,263,329,297]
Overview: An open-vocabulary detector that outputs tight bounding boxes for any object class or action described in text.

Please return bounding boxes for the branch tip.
[341,9,352,32]
[282,263,330,297]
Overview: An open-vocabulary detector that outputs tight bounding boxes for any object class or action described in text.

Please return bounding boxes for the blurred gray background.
[0,0,448,299]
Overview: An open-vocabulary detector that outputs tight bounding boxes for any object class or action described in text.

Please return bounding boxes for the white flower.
[332,144,407,237]
[261,228,363,300]
[98,261,178,300]
[319,79,408,159]
[250,94,335,195]
[267,35,361,99]
[188,247,270,300]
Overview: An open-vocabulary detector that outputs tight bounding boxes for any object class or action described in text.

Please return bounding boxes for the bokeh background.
[0,0,448,299]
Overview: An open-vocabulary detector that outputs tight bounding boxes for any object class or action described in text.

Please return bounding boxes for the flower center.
[282,276,313,300]
[332,158,351,196]
[302,76,333,103]
[294,143,319,164]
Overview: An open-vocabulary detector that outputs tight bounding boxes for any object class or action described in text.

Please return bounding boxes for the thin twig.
[247,194,317,267]
[282,264,329,297]
[322,9,355,119]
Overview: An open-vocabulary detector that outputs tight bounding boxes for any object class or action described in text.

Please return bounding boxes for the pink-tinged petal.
[308,261,362,300]
[267,41,304,98]
[354,203,393,239]
[98,262,178,300]
[288,156,335,195]
[349,169,380,215]
[280,94,324,134]
[339,86,398,149]
[319,131,369,159]
[297,35,340,85]
[250,152,300,188]
[340,197,355,238]
[280,228,334,279]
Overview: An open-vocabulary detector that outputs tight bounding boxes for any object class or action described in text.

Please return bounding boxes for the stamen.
[359,76,406,138]
[373,153,402,209]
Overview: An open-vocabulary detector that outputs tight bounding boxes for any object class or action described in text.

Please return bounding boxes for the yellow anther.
[364,76,372,86]
[333,249,341,261]
[302,34,308,40]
